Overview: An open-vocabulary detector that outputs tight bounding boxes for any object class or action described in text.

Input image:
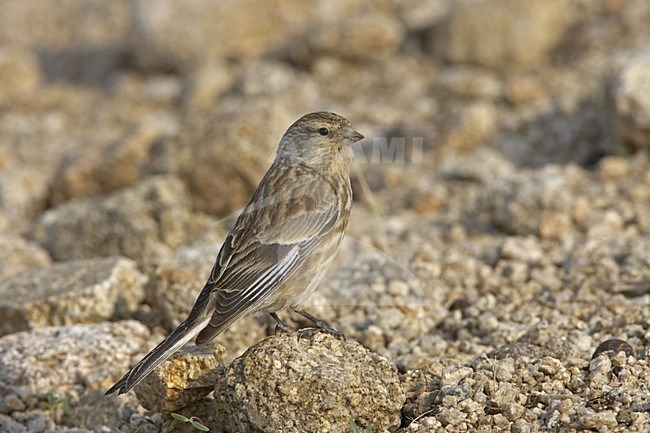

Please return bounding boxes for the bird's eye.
[318,127,329,137]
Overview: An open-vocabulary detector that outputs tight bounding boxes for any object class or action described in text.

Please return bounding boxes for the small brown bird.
[106,112,364,395]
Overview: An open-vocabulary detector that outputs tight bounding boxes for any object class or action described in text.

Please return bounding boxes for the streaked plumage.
[106,112,363,395]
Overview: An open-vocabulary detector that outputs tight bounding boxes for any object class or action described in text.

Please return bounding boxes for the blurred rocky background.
[1,0,650,432]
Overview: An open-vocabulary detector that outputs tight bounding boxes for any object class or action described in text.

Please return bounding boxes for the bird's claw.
[270,312,292,335]
[274,322,292,334]
[297,325,346,341]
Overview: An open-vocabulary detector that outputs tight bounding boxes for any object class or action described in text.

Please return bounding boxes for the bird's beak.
[344,129,365,145]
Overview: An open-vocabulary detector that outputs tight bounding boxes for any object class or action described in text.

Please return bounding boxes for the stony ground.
[1,0,650,432]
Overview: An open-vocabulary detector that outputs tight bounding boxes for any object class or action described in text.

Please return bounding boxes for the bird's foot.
[274,322,292,334]
[269,312,292,335]
[297,324,345,341]
[293,309,345,341]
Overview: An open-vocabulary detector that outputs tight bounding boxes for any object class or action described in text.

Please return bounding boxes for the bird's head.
[277,112,364,170]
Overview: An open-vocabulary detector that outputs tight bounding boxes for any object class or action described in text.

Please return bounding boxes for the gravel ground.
[1,1,650,432]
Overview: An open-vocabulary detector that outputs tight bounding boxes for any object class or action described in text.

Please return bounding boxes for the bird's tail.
[105,317,209,395]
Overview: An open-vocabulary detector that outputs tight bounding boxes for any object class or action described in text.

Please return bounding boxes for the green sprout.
[44,391,68,421]
[349,418,372,433]
[170,412,210,431]
[115,426,142,433]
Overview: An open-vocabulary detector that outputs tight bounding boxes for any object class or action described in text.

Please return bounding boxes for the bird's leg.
[269,312,292,334]
[294,309,345,341]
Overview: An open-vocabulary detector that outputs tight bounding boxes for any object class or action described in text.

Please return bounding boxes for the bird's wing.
[194,163,341,343]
